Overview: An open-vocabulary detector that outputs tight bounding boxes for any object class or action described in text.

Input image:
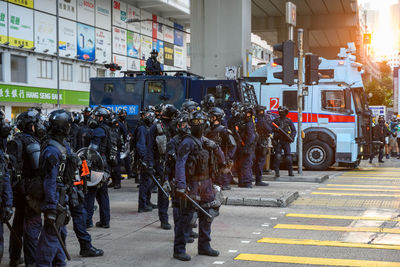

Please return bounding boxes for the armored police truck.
[89,70,258,131]
[250,49,372,171]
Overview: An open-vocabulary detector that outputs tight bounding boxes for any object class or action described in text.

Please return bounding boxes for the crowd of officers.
[0,94,296,265]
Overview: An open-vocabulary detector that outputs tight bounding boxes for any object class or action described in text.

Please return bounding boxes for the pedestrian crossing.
[234,168,400,266]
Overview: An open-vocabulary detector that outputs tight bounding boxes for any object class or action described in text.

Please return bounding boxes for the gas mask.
[0,120,11,138]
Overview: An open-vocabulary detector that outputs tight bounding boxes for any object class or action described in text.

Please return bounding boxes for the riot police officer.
[69,112,82,152]
[146,49,162,75]
[108,112,123,189]
[201,94,216,114]
[0,111,13,264]
[206,107,237,190]
[370,115,390,163]
[174,110,224,261]
[135,108,156,212]
[273,106,296,177]
[236,104,257,188]
[85,106,112,228]
[118,109,133,180]
[253,105,272,186]
[7,110,42,267]
[181,99,200,113]
[36,109,72,266]
[76,107,93,150]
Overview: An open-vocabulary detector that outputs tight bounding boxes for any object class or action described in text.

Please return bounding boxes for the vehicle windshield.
[352,87,369,112]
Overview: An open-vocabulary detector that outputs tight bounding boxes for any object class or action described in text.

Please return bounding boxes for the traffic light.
[305,54,321,85]
[104,63,122,72]
[273,40,294,86]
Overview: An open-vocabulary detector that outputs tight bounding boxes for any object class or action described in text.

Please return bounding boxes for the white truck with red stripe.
[250,51,372,171]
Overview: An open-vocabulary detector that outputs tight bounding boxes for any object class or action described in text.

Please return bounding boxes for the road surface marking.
[241,240,250,244]
[270,217,277,220]
[257,237,400,250]
[213,261,225,264]
[327,184,400,188]
[252,232,261,235]
[336,177,400,180]
[228,250,237,253]
[312,192,400,197]
[292,197,400,208]
[318,187,400,192]
[286,213,400,221]
[274,224,400,234]
[261,224,269,227]
[234,253,400,266]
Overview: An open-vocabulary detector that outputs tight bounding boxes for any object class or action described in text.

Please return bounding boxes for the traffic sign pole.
[297,28,304,175]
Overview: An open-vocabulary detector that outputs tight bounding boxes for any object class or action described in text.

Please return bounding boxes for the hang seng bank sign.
[0,84,89,105]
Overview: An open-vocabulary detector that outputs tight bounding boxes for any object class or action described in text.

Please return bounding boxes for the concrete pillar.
[190,0,251,79]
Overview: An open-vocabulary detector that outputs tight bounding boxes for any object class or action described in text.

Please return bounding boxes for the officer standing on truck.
[146,49,162,75]
[253,105,272,186]
[272,106,296,177]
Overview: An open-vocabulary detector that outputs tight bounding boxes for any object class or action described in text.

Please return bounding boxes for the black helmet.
[93,106,110,122]
[208,107,225,121]
[242,104,254,115]
[140,107,155,126]
[48,109,72,137]
[278,106,289,117]
[154,103,165,118]
[72,112,82,124]
[16,110,39,133]
[255,105,266,114]
[118,109,127,121]
[176,111,190,135]
[161,104,179,120]
[150,49,158,56]
[181,99,199,113]
[189,110,207,138]
[0,110,11,138]
[82,106,93,114]
[201,94,215,108]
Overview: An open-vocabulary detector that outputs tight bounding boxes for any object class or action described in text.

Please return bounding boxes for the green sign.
[0,84,89,105]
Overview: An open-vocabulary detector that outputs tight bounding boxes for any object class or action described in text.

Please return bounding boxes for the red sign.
[270,97,279,110]
[152,15,158,39]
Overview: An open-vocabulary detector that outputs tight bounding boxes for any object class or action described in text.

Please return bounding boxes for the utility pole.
[297,28,304,174]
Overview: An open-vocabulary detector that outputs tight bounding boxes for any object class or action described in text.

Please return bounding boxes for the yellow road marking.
[318,187,400,193]
[327,184,400,189]
[312,192,400,197]
[286,213,400,221]
[234,253,400,266]
[337,177,400,180]
[274,224,400,234]
[257,237,400,250]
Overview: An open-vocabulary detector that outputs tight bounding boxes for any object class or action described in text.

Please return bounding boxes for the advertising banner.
[112,0,126,29]
[140,9,152,37]
[96,29,111,63]
[155,40,164,64]
[77,23,95,61]
[113,54,127,71]
[163,19,174,44]
[157,16,163,41]
[127,4,140,33]
[127,30,140,58]
[77,0,95,26]
[35,0,56,14]
[8,4,34,48]
[112,26,126,56]
[34,11,57,54]
[140,60,146,71]
[174,23,184,46]
[0,84,89,105]
[174,45,184,69]
[140,34,152,60]
[0,2,8,44]
[59,0,77,20]
[8,0,33,9]
[96,0,111,31]
[59,18,77,57]
[164,42,174,66]
[127,57,140,71]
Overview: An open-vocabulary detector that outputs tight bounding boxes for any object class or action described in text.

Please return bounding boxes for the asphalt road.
[3,161,400,266]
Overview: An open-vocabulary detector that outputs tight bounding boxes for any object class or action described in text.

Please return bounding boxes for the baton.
[149,173,169,198]
[5,221,22,248]
[272,122,294,143]
[182,192,213,220]
[51,222,71,261]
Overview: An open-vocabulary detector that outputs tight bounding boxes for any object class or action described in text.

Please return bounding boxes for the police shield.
[120,135,131,160]
[76,147,105,187]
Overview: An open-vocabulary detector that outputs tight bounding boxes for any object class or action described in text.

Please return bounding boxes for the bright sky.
[359,0,399,57]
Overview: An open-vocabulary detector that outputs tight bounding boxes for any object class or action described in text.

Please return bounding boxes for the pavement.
[4,158,400,266]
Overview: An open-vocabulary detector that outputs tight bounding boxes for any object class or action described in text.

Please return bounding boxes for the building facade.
[0,0,188,120]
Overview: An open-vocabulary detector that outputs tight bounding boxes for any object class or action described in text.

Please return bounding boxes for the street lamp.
[126,18,190,34]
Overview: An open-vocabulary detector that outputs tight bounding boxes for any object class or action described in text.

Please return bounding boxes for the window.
[97,68,106,77]
[283,90,304,110]
[61,63,72,81]
[207,86,231,101]
[125,83,138,93]
[37,59,52,79]
[321,90,346,113]
[147,81,163,93]
[80,66,90,83]
[104,83,114,93]
[11,55,27,83]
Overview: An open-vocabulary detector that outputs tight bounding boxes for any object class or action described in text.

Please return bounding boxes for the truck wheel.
[303,140,334,171]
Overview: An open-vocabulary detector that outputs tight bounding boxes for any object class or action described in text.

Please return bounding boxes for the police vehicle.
[250,47,372,171]
[89,70,258,131]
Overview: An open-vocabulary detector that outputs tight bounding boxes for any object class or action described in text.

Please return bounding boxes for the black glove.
[3,206,13,222]
[44,209,57,225]
[145,165,154,175]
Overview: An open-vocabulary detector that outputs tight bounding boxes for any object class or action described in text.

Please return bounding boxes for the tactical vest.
[77,125,92,150]
[0,151,6,204]
[275,118,292,141]
[185,136,210,182]
[99,124,118,161]
[155,121,168,155]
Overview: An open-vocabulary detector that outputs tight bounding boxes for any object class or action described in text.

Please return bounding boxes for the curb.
[262,174,333,183]
[222,191,299,207]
